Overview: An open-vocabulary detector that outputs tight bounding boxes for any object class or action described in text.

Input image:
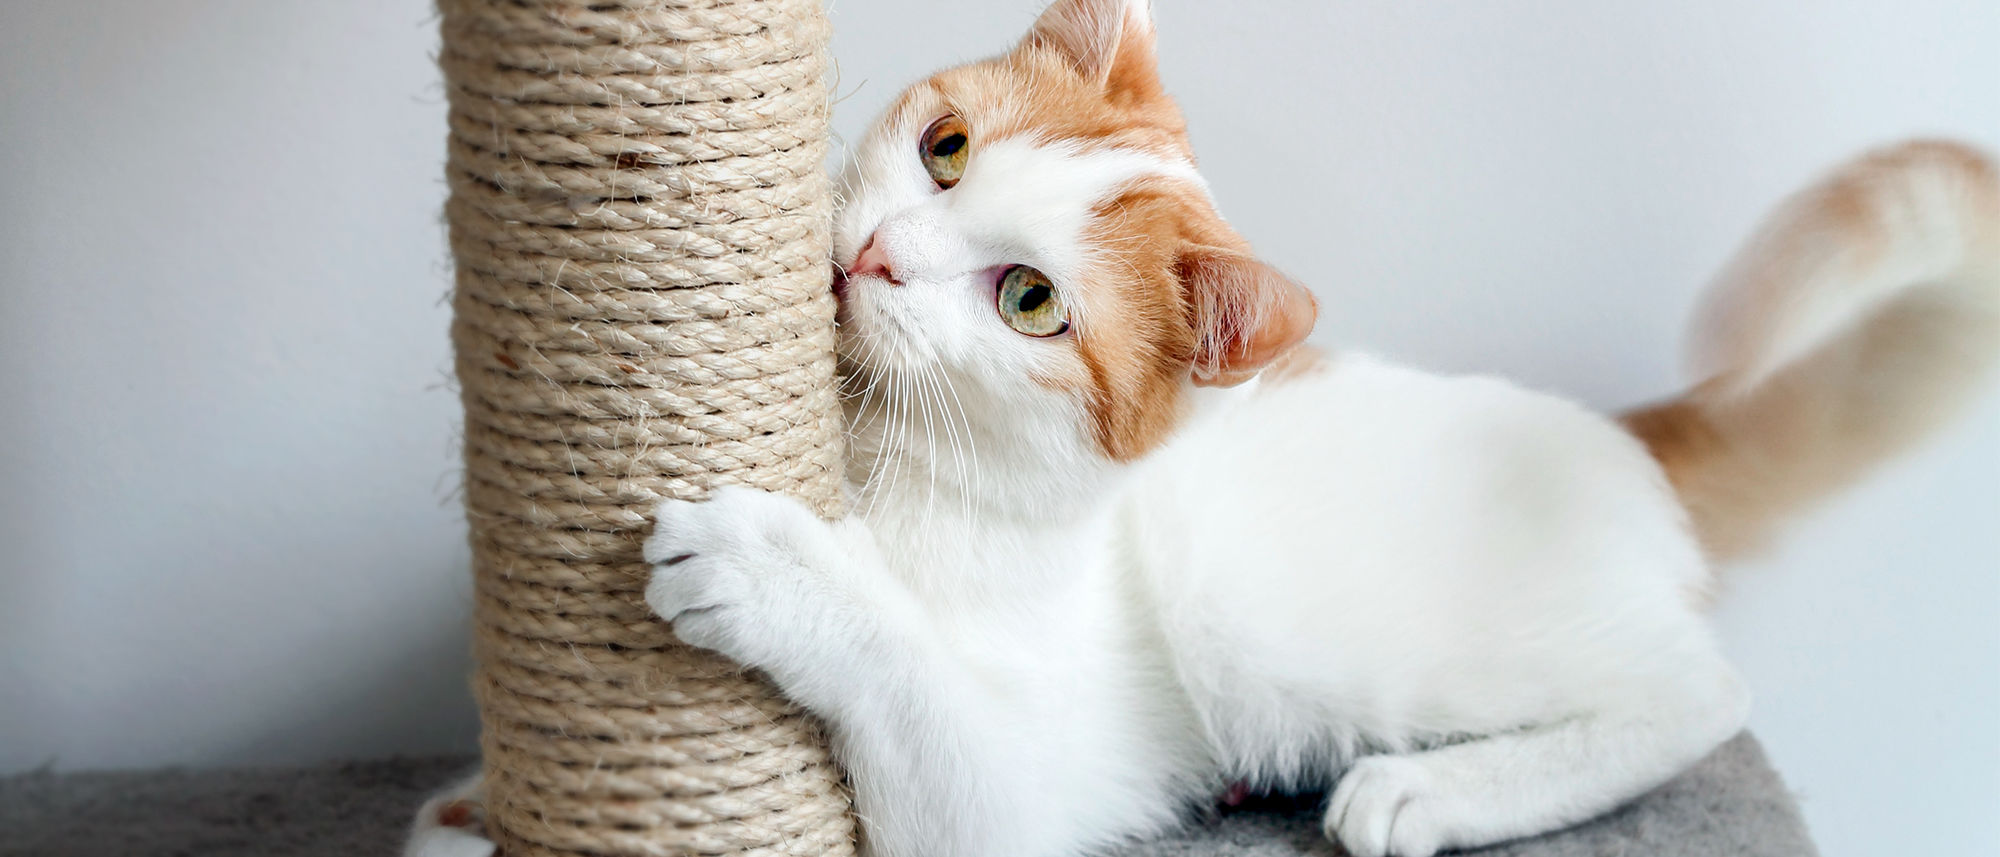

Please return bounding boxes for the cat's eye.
[997,265,1069,337]
[920,114,969,189]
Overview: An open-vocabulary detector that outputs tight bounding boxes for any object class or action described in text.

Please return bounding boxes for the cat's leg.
[643,487,1058,857]
[403,767,495,857]
[1324,661,1750,857]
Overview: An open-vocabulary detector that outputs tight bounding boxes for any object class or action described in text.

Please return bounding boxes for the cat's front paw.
[1325,756,1449,857]
[642,486,838,670]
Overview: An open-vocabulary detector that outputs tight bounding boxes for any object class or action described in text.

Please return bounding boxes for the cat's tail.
[1624,140,2000,562]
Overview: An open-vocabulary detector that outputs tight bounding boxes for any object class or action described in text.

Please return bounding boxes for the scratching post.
[440,0,850,854]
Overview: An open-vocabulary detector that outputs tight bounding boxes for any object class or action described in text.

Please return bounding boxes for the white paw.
[1326,756,1447,857]
[642,486,833,668]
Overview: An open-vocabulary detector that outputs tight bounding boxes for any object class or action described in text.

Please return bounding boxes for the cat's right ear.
[1020,0,1158,91]
[1178,248,1320,388]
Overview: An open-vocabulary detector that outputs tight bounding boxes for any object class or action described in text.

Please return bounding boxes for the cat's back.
[1127,350,1704,602]
[1137,350,1673,523]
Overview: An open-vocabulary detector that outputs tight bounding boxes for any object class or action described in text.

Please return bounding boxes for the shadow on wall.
[216,593,481,769]
[0,561,481,773]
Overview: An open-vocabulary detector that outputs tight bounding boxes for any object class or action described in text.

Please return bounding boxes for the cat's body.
[760,351,1747,857]
[410,2,2000,856]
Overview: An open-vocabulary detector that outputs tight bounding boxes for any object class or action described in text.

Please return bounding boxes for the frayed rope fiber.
[440,0,852,854]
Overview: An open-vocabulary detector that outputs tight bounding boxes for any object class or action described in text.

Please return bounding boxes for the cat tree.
[440,0,852,853]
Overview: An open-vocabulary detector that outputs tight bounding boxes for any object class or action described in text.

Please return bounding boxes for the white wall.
[0,0,476,769]
[1,2,1993,855]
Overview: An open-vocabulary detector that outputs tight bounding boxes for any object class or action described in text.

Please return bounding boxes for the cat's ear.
[1020,0,1158,90]
[1178,248,1320,387]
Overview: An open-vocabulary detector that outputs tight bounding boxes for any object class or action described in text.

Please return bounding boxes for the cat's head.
[834,0,1316,495]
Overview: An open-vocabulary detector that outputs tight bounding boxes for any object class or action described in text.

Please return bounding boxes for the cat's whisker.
[929,360,981,524]
[915,359,964,530]
[890,367,920,520]
[847,330,900,517]
[870,364,913,521]
[905,360,935,532]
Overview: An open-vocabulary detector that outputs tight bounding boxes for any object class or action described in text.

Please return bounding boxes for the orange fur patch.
[877,3,1317,460]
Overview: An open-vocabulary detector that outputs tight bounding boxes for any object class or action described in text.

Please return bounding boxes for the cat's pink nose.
[847,233,899,285]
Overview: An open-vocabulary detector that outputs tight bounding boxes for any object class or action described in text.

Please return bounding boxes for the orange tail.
[1626,141,2000,561]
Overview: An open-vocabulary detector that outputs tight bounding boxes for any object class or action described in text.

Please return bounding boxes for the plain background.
[1,1,1994,854]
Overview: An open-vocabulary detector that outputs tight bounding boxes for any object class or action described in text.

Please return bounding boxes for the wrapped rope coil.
[440,0,852,853]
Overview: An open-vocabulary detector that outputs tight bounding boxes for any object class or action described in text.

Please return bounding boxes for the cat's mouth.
[831,261,865,333]
[830,262,851,302]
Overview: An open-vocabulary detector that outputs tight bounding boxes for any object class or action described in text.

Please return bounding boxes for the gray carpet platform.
[1,733,1815,857]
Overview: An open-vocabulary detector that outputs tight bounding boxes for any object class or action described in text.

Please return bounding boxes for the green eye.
[997,265,1069,337]
[920,114,969,188]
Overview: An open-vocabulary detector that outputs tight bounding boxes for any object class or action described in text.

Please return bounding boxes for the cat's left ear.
[1179,248,1320,387]
[1020,0,1159,91]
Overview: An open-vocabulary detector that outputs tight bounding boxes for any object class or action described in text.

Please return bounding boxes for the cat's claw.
[1326,756,1446,857]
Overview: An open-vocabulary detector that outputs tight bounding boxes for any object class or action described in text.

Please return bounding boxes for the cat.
[409,1,2000,855]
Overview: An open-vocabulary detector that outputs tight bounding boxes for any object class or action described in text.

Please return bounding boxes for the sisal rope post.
[439,0,852,854]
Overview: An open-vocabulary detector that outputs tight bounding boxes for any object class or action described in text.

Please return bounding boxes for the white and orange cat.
[410,1,2000,856]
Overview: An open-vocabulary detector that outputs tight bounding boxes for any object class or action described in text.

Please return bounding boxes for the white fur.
[629,347,1752,857]
[412,119,1754,857]
[658,114,1751,857]
[1138,364,1746,855]
[730,86,1767,852]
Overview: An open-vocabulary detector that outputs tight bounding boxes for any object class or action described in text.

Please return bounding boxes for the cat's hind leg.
[403,767,496,857]
[1324,662,1750,857]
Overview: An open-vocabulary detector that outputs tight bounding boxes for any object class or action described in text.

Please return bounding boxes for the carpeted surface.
[1,733,1815,857]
